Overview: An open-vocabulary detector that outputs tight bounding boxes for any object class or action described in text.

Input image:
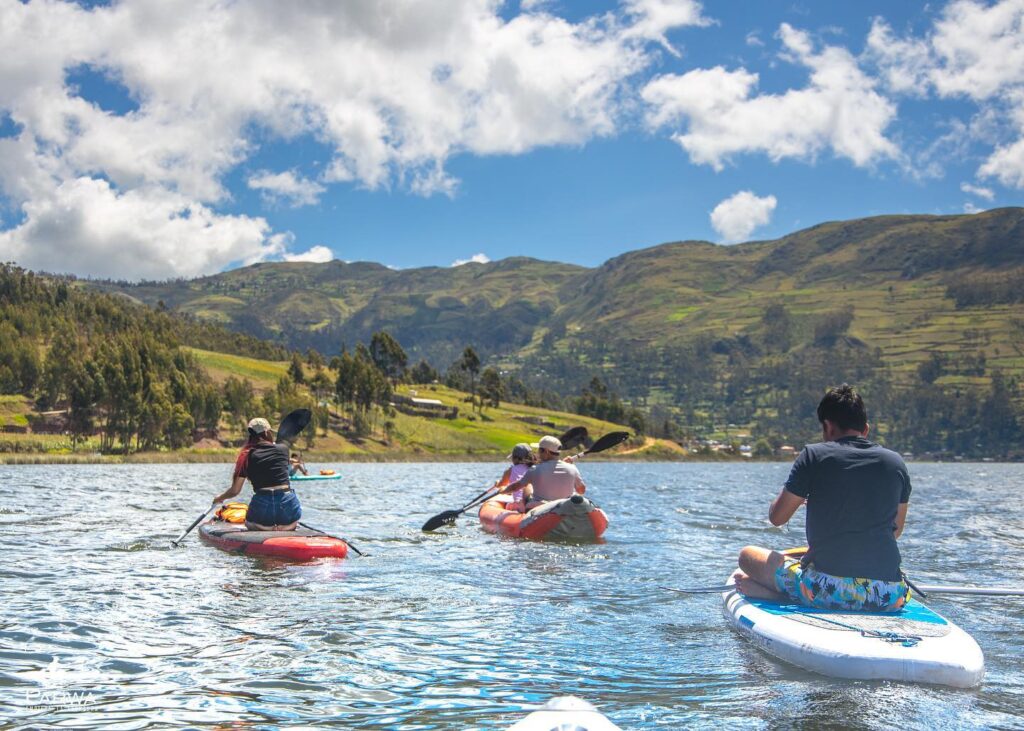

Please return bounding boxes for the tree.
[223,376,255,429]
[308,369,333,401]
[918,353,944,384]
[459,346,481,412]
[479,367,503,409]
[761,302,793,353]
[334,351,358,411]
[288,354,306,385]
[306,348,325,370]
[409,359,439,384]
[813,307,854,345]
[370,331,408,383]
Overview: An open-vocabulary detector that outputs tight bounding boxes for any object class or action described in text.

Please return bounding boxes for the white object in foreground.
[507,696,622,731]
[723,583,985,688]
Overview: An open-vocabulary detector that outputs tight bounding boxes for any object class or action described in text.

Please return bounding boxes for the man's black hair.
[816,383,867,432]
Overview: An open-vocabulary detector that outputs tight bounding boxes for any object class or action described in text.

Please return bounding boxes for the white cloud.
[963,202,986,213]
[920,0,1024,100]
[0,176,283,280]
[451,253,490,266]
[980,136,1024,187]
[710,190,777,244]
[642,23,899,170]
[621,0,713,56]
[745,31,764,48]
[867,3,1024,122]
[0,0,687,279]
[248,170,325,208]
[960,182,995,199]
[284,245,334,263]
[865,20,933,96]
[866,2,1024,187]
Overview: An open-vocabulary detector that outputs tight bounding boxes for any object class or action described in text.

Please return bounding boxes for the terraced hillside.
[90,209,1024,456]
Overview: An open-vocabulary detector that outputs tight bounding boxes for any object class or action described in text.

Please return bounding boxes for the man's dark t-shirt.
[784,436,911,582]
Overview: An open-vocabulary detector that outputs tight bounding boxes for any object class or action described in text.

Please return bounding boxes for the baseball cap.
[538,435,562,452]
[247,417,272,435]
[507,443,532,461]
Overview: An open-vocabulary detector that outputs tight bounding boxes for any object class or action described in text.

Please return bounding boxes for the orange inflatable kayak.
[199,519,348,560]
[479,494,608,540]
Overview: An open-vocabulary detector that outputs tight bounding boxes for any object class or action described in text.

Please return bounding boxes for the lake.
[1,462,1022,729]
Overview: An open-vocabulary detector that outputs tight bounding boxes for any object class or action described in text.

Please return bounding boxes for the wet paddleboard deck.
[199,520,348,560]
[723,585,984,687]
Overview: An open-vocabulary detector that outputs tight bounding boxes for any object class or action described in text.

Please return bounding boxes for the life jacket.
[217,502,249,523]
[319,469,336,475]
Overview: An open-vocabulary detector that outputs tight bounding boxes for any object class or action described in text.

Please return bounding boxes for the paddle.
[297,521,367,557]
[276,408,312,444]
[661,583,1024,597]
[565,430,631,460]
[171,409,312,547]
[171,505,218,547]
[558,425,588,452]
[421,425,596,532]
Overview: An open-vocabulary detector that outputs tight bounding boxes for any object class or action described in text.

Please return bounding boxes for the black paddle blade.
[559,426,588,452]
[422,510,461,532]
[276,408,312,444]
[585,431,631,455]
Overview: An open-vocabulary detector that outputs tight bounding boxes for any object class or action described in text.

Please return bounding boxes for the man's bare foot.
[733,571,788,601]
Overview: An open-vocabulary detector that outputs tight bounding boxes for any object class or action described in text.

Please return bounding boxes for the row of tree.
[0,264,278,451]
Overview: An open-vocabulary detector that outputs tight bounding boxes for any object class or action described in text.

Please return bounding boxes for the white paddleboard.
[507,696,622,731]
[723,583,984,687]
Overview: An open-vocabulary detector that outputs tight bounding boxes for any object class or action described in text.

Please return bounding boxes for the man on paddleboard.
[733,384,912,612]
[212,417,303,531]
[498,435,585,509]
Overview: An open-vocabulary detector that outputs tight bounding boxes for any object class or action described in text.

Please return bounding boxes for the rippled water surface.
[1,462,1023,729]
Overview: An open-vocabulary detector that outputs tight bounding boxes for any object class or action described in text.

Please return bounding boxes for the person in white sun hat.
[212,416,302,531]
[497,434,585,509]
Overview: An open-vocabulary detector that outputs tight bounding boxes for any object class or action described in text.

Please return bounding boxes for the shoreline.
[0,451,1013,465]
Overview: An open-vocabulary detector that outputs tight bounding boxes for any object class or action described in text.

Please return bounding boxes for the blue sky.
[0,1,1021,278]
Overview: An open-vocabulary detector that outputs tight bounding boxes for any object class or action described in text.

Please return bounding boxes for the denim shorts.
[247,490,302,526]
[774,557,910,612]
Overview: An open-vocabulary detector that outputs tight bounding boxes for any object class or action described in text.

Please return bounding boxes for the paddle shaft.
[297,521,366,556]
[172,506,216,546]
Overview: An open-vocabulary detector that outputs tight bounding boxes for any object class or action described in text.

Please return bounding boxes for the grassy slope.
[90,209,1024,390]
[185,347,288,390]
[0,356,647,460]
[550,210,1024,390]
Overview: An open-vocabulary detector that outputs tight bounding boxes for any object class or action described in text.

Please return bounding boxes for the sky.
[0,0,1022,280]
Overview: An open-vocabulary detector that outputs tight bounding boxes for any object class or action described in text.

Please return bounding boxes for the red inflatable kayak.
[199,520,348,560]
[479,494,608,541]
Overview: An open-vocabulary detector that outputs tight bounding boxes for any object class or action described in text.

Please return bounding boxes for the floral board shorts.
[774,557,911,613]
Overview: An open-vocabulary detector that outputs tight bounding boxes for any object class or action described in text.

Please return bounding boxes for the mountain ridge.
[86,207,1024,386]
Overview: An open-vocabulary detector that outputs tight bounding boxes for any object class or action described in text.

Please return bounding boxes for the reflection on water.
[0,462,1022,729]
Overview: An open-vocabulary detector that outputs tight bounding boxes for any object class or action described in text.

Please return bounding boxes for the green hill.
[78,208,1024,457]
[92,209,1024,366]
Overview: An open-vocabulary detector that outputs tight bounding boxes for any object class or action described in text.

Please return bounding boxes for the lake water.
[1,462,1022,729]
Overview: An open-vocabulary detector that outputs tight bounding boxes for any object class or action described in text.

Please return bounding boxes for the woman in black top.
[212,417,303,530]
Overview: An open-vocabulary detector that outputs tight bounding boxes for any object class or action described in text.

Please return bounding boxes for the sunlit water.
[1,462,1022,729]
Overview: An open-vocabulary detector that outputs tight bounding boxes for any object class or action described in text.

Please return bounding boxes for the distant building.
[778,445,797,458]
[390,394,458,419]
